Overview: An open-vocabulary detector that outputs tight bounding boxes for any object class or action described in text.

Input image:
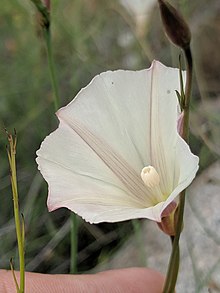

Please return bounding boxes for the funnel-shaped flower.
[36,61,199,224]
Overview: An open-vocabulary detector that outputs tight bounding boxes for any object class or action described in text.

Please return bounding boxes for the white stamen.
[141,166,160,188]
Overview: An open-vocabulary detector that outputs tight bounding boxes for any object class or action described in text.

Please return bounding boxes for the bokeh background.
[0,0,219,290]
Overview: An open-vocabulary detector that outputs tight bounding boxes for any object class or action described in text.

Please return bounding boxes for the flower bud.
[158,0,191,49]
[31,0,50,30]
[157,201,179,236]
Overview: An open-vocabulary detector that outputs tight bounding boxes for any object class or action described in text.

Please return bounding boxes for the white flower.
[36,60,199,224]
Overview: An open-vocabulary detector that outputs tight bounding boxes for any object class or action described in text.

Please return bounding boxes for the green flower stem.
[44,29,60,111]
[162,47,193,293]
[162,193,185,293]
[7,133,25,293]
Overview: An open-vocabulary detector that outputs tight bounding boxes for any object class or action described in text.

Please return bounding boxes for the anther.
[141,166,160,188]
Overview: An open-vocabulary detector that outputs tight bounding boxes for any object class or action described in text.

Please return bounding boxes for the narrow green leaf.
[10,258,20,293]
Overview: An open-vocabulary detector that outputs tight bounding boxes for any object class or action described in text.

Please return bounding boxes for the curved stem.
[162,47,193,293]
[162,194,184,293]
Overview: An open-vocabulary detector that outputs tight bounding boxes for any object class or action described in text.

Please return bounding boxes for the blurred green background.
[0,0,219,275]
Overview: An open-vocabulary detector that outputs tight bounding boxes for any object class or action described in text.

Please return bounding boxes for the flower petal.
[156,138,199,219]
[147,61,185,196]
[37,121,153,214]
[36,121,168,223]
[57,68,153,173]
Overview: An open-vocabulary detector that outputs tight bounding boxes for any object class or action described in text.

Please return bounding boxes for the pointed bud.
[158,0,191,49]
[30,0,50,29]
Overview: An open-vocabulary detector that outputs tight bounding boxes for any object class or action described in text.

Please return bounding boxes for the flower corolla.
[36,61,199,223]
